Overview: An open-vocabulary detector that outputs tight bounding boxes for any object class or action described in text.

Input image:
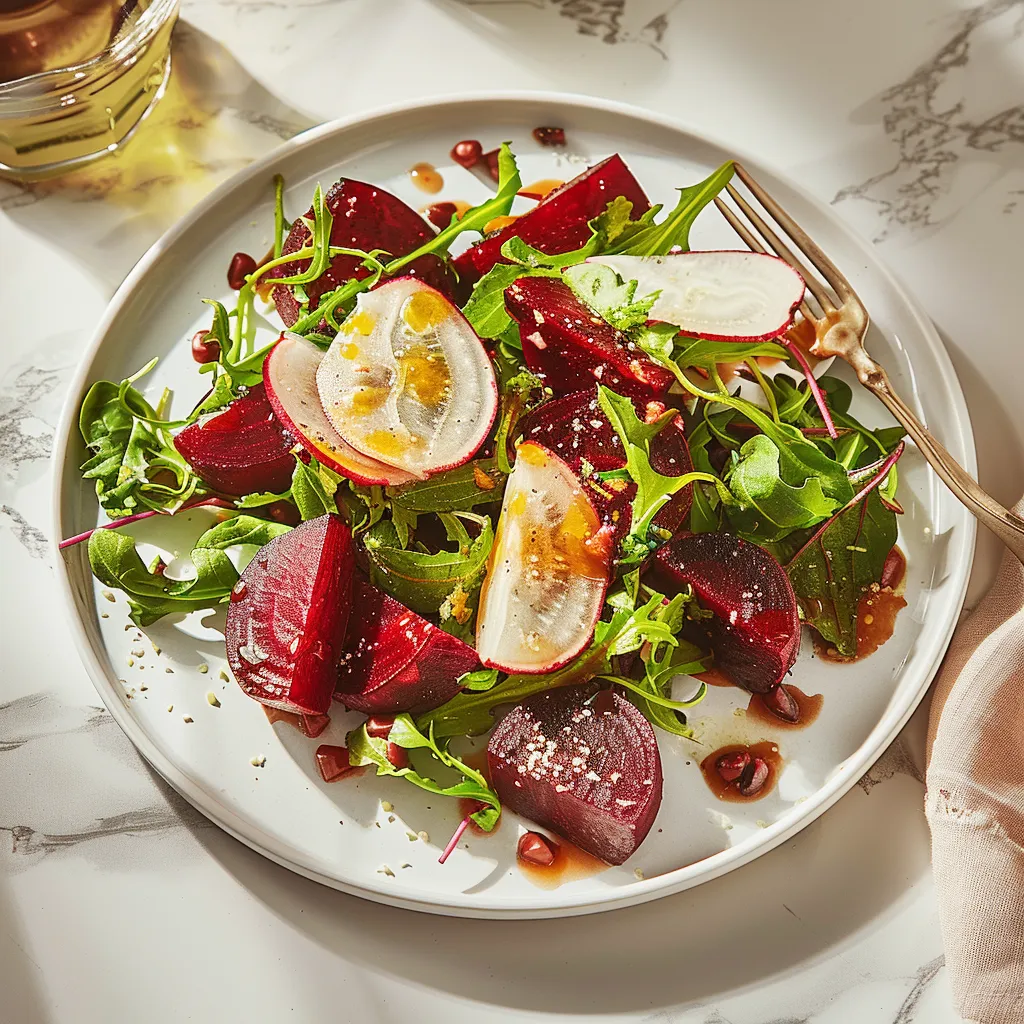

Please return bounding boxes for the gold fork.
[715,163,1024,564]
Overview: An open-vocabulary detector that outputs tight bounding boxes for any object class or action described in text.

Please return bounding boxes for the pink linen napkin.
[926,501,1024,1024]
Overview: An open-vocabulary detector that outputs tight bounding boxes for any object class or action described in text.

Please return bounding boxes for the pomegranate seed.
[517,830,558,866]
[763,684,800,723]
[532,126,566,147]
[191,329,220,364]
[366,716,395,739]
[482,148,501,182]
[450,139,483,168]
[227,251,258,290]
[738,757,770,797]
[424,201,458,230]
[716,750,751,783]
[387,742,409,769]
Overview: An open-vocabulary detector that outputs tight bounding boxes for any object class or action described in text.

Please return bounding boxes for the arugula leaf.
[458,667,500,692]
[608,162,735,257]
[420,595,699,739]
[724,434,842,542]
[786,443,904,656]
[562,263,659,331]
[88,515,290,626]
[461,263,536,340]
[596,386,723,560]
[365,512,493,617]
[671,337,790,370]
[79,365,203,519]
[290,458,342,520]
[494,369,546,475]
[389,458,505,513]
[272,173,288,260]
[346,715,500,830]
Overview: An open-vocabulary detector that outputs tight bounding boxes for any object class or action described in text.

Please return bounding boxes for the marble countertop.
[2,1,1022,1021]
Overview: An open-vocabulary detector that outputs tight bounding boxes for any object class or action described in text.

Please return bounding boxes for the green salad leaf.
[562,262,659,332]
[88,515,291,626]
[365,512,493,618]
[389,458,505,513]
[79,363,203,518]
[347,715,500,831]
[786,443,904,656]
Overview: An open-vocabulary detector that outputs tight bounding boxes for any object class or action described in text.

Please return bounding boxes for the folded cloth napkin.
[926,501,1024,1024]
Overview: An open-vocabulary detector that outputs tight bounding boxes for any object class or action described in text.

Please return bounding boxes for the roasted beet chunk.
[505,278,674,402]
[334,578,478,715]
[173,383,295,496]
[488,685,663,865]
[651,532,800,693]
[452,154,650,288]
[272,178,454,326]
[226,514,355,715]
[518,387,693,542]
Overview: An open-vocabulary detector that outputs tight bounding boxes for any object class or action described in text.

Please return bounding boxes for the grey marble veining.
[834,0,1024,240]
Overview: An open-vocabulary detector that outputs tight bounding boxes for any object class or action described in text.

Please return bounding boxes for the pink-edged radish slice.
[225,514,355,715]
[264,332,416,487]
[316,277,497,479]
[335,577,478,715]
[476,441,613,674]
[588,251,805,342]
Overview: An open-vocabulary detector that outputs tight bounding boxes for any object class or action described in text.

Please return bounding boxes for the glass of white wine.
[0,0,179,180]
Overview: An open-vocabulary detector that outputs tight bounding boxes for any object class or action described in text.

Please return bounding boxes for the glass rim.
[0,0,180,97]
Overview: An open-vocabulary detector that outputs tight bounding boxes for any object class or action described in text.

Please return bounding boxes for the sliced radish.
[589,251,805,342]
[476,441,612,674]
[264,332,415,487]
[316,277,497,479]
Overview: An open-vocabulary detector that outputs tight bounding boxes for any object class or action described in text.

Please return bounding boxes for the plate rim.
[50,90,976,918]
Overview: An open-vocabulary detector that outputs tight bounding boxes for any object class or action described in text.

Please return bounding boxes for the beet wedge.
[453,154,650,288]
[476,441,612,673]
[506,277,674,401]
[173,383,295,496]
[226,514,355,715]
[272,177,453,327]
[335,577,478,715]
[519,387,694,538]
[651,532,800,693]
[264,332,416,486]
[589,251,805,342]
[488,685,663,865]
[316,277,497,479]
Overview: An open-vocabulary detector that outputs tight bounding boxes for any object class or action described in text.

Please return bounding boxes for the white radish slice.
[476,442,612,674]
[589,251,805,342]
[316,277,497,479]
[264,332,415,487]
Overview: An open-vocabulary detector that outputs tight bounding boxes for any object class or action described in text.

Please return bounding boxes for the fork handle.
[864,370,1024,564]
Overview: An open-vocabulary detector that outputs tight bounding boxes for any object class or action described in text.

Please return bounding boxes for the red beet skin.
[173,383,296,496]
[488,685,663,865]
[505,277,674,402]
[226,514,355,715]
[272,178,454,326]
[519,387,693,539]
[651,532,800,693]
[453,154,650,288]
[334,578,478,715]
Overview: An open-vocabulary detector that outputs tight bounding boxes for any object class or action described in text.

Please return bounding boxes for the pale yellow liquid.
[0,0,177,178]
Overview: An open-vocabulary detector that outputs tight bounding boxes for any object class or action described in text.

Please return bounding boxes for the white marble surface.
[1,1,1022,1021]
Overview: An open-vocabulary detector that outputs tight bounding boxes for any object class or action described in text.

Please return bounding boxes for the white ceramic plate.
[52,93,975,918]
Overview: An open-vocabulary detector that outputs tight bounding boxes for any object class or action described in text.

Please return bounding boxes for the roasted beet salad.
[70,139,907,869]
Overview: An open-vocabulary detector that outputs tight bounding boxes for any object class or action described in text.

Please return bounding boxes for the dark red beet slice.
[272,178,454,327]
[505,277,674,401]
[226,514,354,715]
[488,684,662,865]
[519,387,693,538]
[173,383,295,496]
[452,155,650,288]
[651,532,800,693]
[334,578,478,715]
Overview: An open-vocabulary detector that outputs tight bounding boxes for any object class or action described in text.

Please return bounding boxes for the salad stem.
[438,815,473,864]
[782,339,839,439]
[58,498,233,551]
